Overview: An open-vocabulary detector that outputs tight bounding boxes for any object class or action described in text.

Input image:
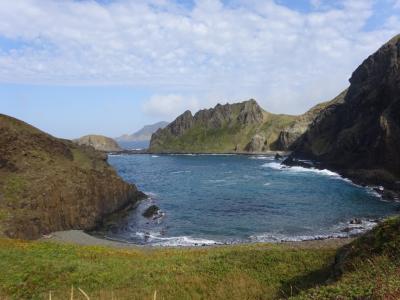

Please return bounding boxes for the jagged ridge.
[149,99,334,153]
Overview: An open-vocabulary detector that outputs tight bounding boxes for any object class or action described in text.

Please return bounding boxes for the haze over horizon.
[0,0,399,139]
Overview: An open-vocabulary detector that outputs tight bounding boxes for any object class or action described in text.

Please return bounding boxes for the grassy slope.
[2,218,400,299]
[0,218,399,299]
[0,240,336,300]
[293,217,400,299]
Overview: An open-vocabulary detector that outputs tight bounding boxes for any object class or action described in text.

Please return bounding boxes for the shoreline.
[109,150,292,156]
[41,230,355,250]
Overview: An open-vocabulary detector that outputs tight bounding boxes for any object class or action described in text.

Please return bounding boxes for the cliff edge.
[0,114,145,239]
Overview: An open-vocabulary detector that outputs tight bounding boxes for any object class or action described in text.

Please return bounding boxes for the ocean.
[103,154,399,246]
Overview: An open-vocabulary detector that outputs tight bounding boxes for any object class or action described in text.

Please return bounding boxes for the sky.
[0,0,399,139]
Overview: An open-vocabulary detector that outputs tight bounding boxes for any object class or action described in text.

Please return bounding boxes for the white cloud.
[0,0,399,115]
[142,94,200,119]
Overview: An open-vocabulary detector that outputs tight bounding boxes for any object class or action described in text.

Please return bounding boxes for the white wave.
[263,182,271,186]
[208,179,227,183]
[249,156,273,160]
[151,155,160,158]
[134,231,219,247]
[250,232,349,243]
[251,219,380,243]
[262,162,340,177]
[143,191,158,198]
[171,170,191,174]
[262,162,283,170]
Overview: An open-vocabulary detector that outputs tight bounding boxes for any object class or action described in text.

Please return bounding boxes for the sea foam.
[134,231,219,247]
[262,162,340,177]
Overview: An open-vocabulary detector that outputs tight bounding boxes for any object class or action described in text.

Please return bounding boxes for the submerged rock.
[350,218,362,225]
[142,205,160,218]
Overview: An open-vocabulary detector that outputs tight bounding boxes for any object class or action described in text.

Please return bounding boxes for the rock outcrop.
[74,135,122,152]
[288,34,400,197]
[274,90,348,150]
[0,114,145,239]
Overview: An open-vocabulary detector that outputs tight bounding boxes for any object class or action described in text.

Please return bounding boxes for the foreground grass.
[293,217,400,299]
[0,240,336,299]
[1,218,400,299]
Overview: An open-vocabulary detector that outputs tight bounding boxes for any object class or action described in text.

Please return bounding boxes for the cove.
[102,154,399,246]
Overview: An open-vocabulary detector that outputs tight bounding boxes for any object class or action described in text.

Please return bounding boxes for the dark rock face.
[168,110,194,136]
[0,114,145,239]
[290,34,400,195]
[275,90,348,151]
[237,99,264,125]
[245,134,266,152]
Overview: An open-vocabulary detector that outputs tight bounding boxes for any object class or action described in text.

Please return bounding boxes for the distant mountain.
[116,121,169,143]
[74,135,122,152]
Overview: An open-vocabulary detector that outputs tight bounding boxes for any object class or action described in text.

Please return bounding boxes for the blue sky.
[0,0,399,139]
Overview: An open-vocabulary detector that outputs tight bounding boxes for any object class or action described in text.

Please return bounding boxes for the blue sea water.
[105,154,399,246]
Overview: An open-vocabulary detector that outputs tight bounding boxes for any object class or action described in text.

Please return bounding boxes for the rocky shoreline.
[42,229,355,250]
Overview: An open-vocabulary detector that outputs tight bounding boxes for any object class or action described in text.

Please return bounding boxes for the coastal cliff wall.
[0,114,145,239]
[289,34,400,197]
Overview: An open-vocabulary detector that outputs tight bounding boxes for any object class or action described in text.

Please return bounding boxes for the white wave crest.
[262,162,340,177]
[171,170,192,174]
[249,156,273,160]
[250,219,380,243]
[134,231,219,247]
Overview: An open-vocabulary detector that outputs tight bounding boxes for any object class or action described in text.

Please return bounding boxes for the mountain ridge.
[149,98,336,153]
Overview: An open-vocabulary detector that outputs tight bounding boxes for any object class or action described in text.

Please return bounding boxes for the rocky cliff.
[149,99,332,153]
[0,114,145,239]
[74,135,122,152]
[288,34,400,198]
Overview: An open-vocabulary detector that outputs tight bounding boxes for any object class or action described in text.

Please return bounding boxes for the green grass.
[0,240,336,300]
[3,175,28,204]
[1,218,400,299]
[292,217,400,299]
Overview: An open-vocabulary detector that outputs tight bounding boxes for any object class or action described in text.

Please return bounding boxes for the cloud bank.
[0,0,399,117]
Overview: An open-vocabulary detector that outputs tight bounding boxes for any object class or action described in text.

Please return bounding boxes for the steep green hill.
[149,99,316,153]
[148,97,342,154]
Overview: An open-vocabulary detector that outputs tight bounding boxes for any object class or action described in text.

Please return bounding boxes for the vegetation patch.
[0,240,336,299]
